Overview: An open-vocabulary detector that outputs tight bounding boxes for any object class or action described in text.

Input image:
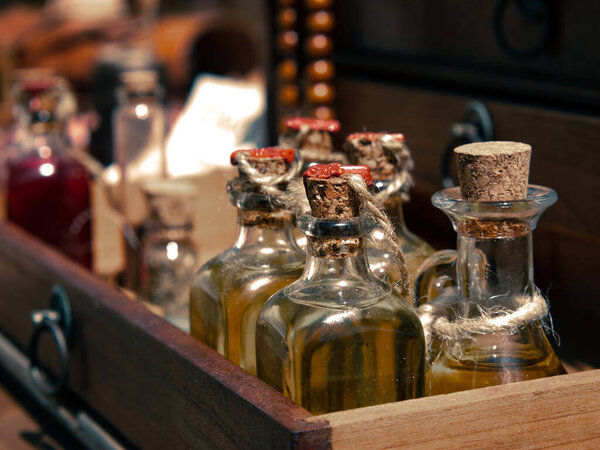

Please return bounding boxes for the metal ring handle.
[29,316,70,396]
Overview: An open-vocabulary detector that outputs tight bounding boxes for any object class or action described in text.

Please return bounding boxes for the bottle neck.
[233,208,300,250]
[382,191,407,233]
[27,125,69,157]
[457,232,534,314]
[303,236,376,284]
[118,86,163,106]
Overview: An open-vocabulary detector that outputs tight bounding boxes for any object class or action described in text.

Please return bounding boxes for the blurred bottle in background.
[113,68,167,291]
[139,179,198,332]
[6,73,93,268]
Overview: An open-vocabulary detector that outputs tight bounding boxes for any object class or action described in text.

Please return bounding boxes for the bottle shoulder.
[191,245,304,290]
[397,227,435,253]
[261,278,421,329]
[8,151,90,184]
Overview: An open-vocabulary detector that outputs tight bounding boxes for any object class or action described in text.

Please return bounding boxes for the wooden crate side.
[308,370,600,449]
[0,223,330,449]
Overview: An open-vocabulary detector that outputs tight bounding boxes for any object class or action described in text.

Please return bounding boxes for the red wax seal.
[230,147,296,165]
[347,132,405,143]
[304,163,373,186]
[285,116,341,133]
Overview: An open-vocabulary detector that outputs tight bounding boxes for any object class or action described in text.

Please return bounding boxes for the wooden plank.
[308,370,600,449]
[0,223,330,449]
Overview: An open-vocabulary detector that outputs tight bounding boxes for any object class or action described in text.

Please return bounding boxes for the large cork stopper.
[454,141,531,201]
[344,132,408,180]
[303,164,372,219]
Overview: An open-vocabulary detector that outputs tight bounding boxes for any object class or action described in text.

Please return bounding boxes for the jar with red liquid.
[7,75,93,269]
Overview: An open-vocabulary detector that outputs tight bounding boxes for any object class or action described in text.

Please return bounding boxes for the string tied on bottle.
[232,149,310,216]
[418,288,554,357]
[344,173,411,298]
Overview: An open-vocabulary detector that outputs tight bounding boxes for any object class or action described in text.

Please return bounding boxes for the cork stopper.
[344,132,407,180]
[230,147,295,179]
[303,164,372,219]
[455,141,531,201]
[279,116,342,160]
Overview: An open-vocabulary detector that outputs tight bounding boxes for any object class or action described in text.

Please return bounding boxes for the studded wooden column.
[272,0,300,134]
[304,0,336,121]
[270,0,337,137]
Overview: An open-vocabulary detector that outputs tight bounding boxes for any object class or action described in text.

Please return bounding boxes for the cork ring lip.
[297,213,377,238]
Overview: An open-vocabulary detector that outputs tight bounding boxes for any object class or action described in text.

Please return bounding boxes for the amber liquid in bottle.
[424,224,566,395]
[190,209,304,374]
[256,218,425,414]
[428,324,566,395]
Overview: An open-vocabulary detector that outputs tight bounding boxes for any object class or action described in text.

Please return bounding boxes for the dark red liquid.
[7,153,92,269]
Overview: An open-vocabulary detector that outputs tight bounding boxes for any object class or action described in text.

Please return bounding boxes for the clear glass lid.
[432,185,557,236]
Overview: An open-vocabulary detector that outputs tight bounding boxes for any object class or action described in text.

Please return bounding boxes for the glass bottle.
[139,179,198,332]
[1,71,76,220]
[6,75,93,268]
[189,148,305,374]
[416,142,566,395]
[256,164,425,414]
[113,68,166,290]
[344,132,434,291]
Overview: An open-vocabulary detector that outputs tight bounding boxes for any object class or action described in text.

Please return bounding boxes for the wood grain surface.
[0,222,330,449]
[309,370,600,449]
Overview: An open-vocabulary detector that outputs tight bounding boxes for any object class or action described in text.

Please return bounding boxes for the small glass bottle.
[344,132,434,290]
[256,164,425,414]
[113,69,166,290]
[189,148,305,374]
[139,179,198,332]
[416,142,566,395]
[279,116,347,170]
[7,75,93,268]
[1,71,77,220]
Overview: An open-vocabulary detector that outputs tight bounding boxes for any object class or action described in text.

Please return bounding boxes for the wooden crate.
[0,221,598,449]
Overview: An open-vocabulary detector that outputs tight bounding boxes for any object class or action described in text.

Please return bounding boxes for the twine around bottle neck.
[231,150,309,217]
[418,287,551,354]
[344,174,410,297]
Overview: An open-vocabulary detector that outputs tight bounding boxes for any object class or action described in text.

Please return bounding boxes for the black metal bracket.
[441,101,494,188]
[28,284,72,396]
